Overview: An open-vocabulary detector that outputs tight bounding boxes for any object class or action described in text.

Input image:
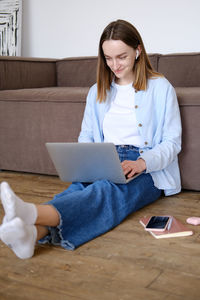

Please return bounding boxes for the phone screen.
[145,216,170,231]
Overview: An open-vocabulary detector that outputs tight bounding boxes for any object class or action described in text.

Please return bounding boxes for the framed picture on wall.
[0,0,22,56]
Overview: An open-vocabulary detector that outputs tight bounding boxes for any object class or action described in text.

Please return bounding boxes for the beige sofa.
[0,53,200,190]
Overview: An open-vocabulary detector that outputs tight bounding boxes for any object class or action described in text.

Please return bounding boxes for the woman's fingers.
[121,160,137,176]
[121,159,146,176]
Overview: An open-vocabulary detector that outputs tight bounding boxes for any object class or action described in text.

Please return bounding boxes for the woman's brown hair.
[97,19,162,102]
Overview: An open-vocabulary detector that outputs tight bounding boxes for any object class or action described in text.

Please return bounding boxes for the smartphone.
[145,216,170,231]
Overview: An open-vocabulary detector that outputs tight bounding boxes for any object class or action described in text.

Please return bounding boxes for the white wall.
[22,0,200,58]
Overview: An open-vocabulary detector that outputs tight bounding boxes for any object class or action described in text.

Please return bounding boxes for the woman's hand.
[121,159,146,178]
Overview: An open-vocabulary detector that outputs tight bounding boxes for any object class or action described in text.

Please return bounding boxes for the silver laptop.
[46,142,142,184]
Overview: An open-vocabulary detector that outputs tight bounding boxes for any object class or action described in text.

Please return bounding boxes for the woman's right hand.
[121,158,146,178]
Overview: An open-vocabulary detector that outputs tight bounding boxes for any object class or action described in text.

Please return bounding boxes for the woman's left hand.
[121,159,146,178]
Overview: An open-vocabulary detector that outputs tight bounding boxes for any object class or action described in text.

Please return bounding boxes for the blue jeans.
[39,145,162,250]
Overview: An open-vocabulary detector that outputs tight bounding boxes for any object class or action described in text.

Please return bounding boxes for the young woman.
[0,20,182,259]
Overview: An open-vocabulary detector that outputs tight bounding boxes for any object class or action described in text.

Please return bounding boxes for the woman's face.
[102,39,137,85]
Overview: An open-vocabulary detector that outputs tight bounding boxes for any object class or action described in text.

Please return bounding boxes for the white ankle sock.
[0,217,37,259]
[0,181,37,225]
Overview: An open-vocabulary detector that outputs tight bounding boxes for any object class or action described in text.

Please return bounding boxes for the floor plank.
[0,171,200,300]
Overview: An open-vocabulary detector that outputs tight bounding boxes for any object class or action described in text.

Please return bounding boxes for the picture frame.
[0,0,22,56]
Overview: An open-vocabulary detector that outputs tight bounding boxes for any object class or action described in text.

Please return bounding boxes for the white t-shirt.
[103,82,142,146]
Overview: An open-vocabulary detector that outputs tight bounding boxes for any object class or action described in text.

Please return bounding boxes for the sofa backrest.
[56,54,159,87]
[56,57,97,87]
[0,56,57,90]
[158,53,200,87]
[1,52,200,90]
[57,53,200,88]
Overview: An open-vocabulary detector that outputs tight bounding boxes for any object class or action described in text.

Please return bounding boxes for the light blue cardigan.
[78,77,182,196]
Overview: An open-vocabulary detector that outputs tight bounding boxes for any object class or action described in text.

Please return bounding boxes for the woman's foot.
[0,217,37,259]
[0,182,37,225]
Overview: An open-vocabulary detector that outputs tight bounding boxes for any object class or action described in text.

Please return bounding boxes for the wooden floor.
[0,171,200,300]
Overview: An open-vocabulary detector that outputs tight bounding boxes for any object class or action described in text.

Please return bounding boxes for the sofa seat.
[0,87,89,174]
[175,87,200,190]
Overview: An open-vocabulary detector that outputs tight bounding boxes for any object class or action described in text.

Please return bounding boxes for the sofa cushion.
[57,57,98,87]
[0,87,89,102]
[175,87,200,105]
[148,54,159,71]
[56,55,159,87]
[158,53,200,87]
[0,57,57,90]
